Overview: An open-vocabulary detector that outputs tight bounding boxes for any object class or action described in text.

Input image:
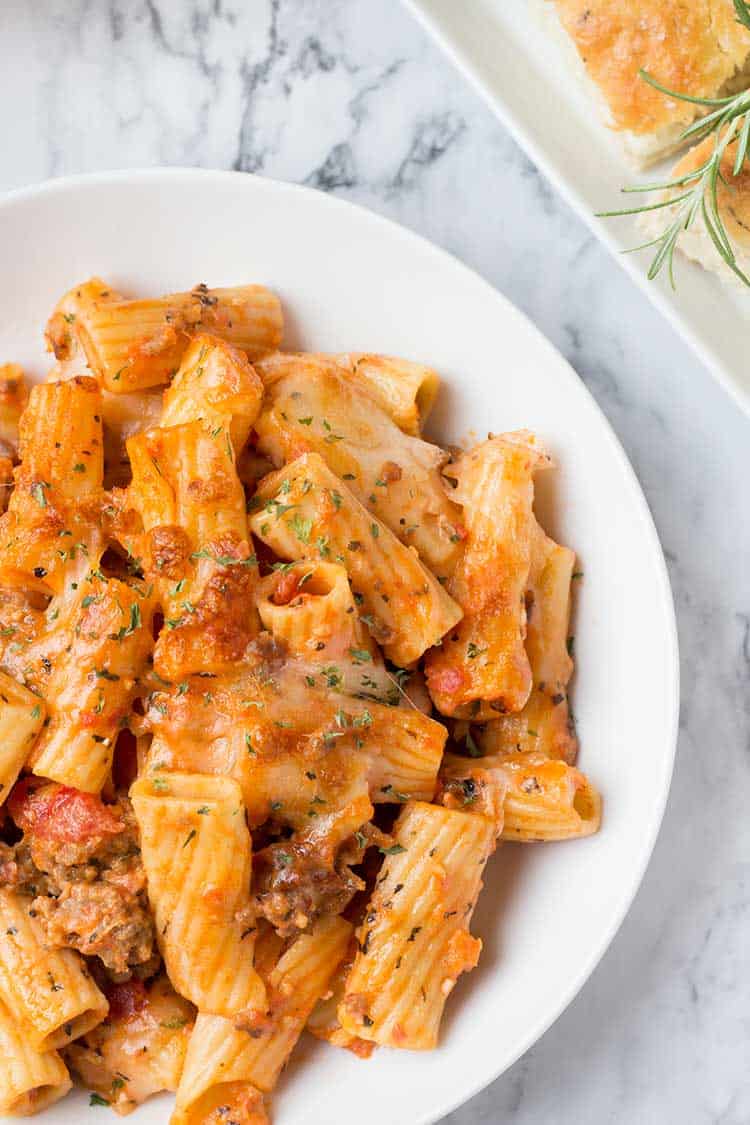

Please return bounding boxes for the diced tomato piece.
[272,570,302,606]
[106,978,148,1021]
[8,779,123,842]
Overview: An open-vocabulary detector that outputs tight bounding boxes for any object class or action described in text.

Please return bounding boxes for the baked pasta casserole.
[0,278,601,1121]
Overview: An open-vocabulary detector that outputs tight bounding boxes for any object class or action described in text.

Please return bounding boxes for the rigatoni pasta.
[125,419,258,679]
[333,352,440,436]
[249,452,462,665]
[474,520,578,763]
[0,673,46,800]
[0,364,27,459]
[339,801,496,1049]
[74,283,282,392]
[131,773,265,1018]
[425,431,550,718]
[161,333,264,449]
[172,916,350,1125]
[65,975,194,1115]
[253,353,463,573]
[0,274,600,1121]
[0,889,107,1052]
[0,997,71,1116]
[26,576,153,792]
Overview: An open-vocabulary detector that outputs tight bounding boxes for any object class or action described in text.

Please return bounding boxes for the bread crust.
[553,0,750,135]
[673,135,750,248]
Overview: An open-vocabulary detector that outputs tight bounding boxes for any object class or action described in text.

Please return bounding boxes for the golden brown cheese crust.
[554,0,750,134]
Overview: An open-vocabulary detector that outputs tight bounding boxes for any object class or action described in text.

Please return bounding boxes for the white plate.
[404,0,750,418]
[0,169,679,1125]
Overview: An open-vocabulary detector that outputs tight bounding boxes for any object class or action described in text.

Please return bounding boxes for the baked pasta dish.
[0,278,601,1121]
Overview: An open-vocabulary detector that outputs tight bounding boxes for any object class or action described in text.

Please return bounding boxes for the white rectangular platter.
[404,0,750,416]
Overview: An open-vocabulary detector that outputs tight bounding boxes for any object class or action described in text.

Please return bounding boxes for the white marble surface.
[2,2,748,1122]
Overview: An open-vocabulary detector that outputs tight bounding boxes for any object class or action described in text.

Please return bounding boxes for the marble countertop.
[3,2,748,1122]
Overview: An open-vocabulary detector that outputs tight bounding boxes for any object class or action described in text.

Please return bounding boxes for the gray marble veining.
[2,2,749,1122]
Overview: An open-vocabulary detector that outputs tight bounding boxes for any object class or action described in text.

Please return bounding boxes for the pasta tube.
[307,940,374,1057]
[476,685,578,763]
[0,997,71,1116]
[75,283,282,392]
[101,388,162,488]
[44,277,122,365]
[0,889,107,1051]
[339,801,495,1049]
[334,352,439,436]
[18,377,104,499]
[0,378,105,596]
[172,916,351,1125]
[0,364,28,459]
[476,521,579,762]
[27,577,153,793]
[131,773,266,1018]
[126,421,247,544]
[249,453,462,666]
[66,975,194,1115]
[498,752,600,841]
[440,751,600,841]
[0,672,45,803]
[125,420,258,679]
[425,431,550,718]
[161,334,264,450]
[255,562,389,695]
[143,667,445,829]
[253,354,463,574]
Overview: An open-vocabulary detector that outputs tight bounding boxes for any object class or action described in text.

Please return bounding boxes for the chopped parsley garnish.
[112,603,141,641]
[94,668,119,681]
[31,481,49,508]
[290,514,313,544]
[321,665,342,689]
[380,784,409,802]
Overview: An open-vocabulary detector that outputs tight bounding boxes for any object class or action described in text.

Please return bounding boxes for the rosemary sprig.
[598,0,750,288]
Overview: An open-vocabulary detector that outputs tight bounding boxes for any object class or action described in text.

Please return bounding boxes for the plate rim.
[402,0,750,422]
[0,167,681,1123]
